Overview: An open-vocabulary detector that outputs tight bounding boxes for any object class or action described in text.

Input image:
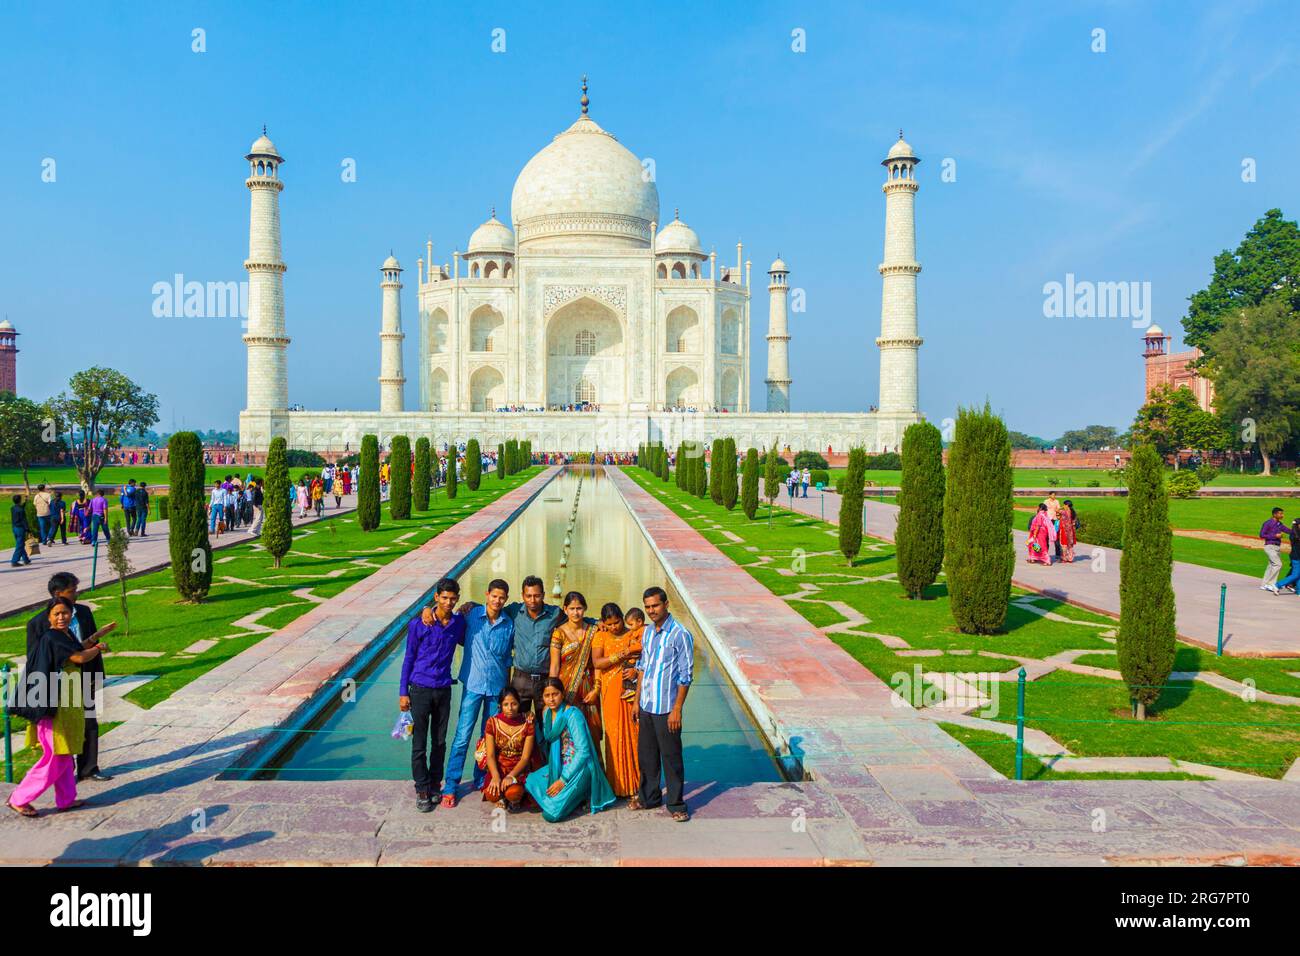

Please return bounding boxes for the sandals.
[440,793,457,809]
[671,810,691,823]
[627,796,646,811]
[7,801,38,818]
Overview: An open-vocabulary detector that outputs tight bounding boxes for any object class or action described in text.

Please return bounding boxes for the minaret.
[765,256,791,412]
[379,253,405,412]
[0,319,18,395]
[243,129,289,412]
[876,131,922,415]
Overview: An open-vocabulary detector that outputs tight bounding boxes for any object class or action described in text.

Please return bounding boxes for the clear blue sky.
[1,0,1295,438]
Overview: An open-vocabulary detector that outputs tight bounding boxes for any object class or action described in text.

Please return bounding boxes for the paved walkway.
[1,466,1295,866]
[1,495,358,616]
[779,490,1297,658]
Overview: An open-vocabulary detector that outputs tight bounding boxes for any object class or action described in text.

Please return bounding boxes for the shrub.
[157,495,170,520]
[709,439,724,505]
[465,438,481,491]
[497,443,506,481]
[660,445,671,482]
[413,437,431,510]
[763,438,781,506]
[867,452,902,470]
[1085,480,1101,488]
[1118,445,1176,719]
[943,403,1014,634]
[839,447,867,564]
[446,450,459,499]
[358,434,381,530]
[1166,470,1201,499]
[389,435,412,519]
[742,447,759,519]
[722,437,738,509]
[810,469,830,488]
[1047,476,1060,487]
[262,436,292,567]
[285,449,326,468]
[793,450,830,471]
[167,431,212,601]
[1074,508,1123,549]
[1194,464,1220,486]
[897,422,945,599]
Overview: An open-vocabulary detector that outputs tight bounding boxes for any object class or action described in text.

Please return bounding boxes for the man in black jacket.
[26,572,117,781]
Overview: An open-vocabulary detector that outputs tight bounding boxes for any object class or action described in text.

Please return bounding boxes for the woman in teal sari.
[525,678,615,822]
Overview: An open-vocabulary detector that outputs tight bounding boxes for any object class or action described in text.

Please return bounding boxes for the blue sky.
[1,0,1295,437]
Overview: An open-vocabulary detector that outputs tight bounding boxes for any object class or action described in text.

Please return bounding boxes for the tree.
[359,434,381,530]
[792,450,830,470]
[262,436,292,567]
[763,437,781,515]
[897,421,945,599]
[1183,208,1300,355]
[1131,385,1230,469]
[465,438,482,491]
[447,449,459,499]
[1118,444,1177,719]
[390,435,412,519]
[1053,425,1121,451]
[49,367,159,495]
[722,437,738,509]
[497,443,506,481]
[414,437,432,510]
[838,447,866,565]
[1203,300,1300,476]
[106,521,134,637]
[166,431,212,602]
[0,393,55,497]
[1007,430,1049,450]
[943,403,1014,634]
[708,439,723,504]
[741,447,759,519]
[660,445,671,482]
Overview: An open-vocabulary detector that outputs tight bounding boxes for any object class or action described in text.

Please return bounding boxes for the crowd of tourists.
[399,575,694,823]
[9,481,157,567]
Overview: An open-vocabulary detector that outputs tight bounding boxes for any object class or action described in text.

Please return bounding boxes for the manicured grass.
[0,469,540,734]
[1017,495,1295,535]
[1072,647,1300,698]
[824,467,1299,489]
[628,467,1300,778]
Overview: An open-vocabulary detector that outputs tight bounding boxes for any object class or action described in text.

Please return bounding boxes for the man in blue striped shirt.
[632,586,693,821]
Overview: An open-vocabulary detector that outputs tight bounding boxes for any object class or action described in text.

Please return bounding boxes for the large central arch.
[545,297,624,409]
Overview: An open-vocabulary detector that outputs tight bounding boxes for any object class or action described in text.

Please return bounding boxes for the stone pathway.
[778,490,1298,658]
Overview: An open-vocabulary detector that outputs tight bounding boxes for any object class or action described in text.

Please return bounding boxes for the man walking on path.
[119,480,138,537]
[631,586,693,822]
[399,577,466,813]
[33,485,53,545]
[134,482,150,536]
[10,494,32,567]
[88,490,109,544]
[1260,506,1287,595]
[249,479,265,535]
[442,578,515,807]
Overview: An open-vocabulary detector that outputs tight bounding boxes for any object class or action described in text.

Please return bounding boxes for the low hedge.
[1074,509,1123,549]
[810,469,830,487]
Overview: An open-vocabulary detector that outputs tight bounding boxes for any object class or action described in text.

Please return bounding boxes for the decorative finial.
[580,75,589,115]
[490,205,496,219]
[674,207,680,221]
[898,128,904,140]
[263,124,268,136]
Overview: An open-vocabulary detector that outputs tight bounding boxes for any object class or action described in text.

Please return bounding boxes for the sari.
[1027,512,1054,565]
[551,624,602,743]
[475,712,538,801]
[1058,509,1077,563]
[524,703,616,822]
[592,625,642,797]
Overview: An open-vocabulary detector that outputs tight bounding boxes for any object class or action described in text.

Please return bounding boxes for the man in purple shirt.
[1260,507,1286,594]
[88,490,109,544]
[398,577,466,812]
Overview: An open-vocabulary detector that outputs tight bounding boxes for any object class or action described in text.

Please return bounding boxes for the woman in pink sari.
[1027,503,1055,565]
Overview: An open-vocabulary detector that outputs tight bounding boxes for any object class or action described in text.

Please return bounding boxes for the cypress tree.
[523,440,531,468]
[943,403,1014,634]
[1118,444,1177,720]
[763,438,781,511]
[839,447,866,565]
[262,435,292,568]
[389,435,412,519]
[497,443,506,480]
[447,449,459,499]
[709,438,724,504]
[897,421,946,599]
[358,434,381,531]
[413,437,431,511]
[166,430,212,602]
[722,437,738,510]
[466,438,482,491]
[741,447,759,519]
[675,442,684,489]
[694,443,708,498]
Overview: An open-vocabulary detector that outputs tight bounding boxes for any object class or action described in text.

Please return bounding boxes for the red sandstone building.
[0,319,17,394]
[1142,324,1213,412]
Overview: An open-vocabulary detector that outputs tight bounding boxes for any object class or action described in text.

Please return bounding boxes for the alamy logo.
[152,274,249,322]
[49,886,151,936]
[1042,273,1151,328]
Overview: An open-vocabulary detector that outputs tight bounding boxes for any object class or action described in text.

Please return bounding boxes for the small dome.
[381,254,401,271]
[247,131,282,160]
[656,212,702,255]
[1144,324,1165,337]
[0,319,13,330]
[885,133,916,162]
[467,212,515,254]
[769,256,788,273]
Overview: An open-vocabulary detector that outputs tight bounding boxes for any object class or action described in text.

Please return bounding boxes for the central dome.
[510,115,660,247]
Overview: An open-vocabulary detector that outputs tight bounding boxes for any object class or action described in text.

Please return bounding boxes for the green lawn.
[822,467,1298,489]
[1,464,353,490]
[0,468,540,774]
[628,467,1300,779]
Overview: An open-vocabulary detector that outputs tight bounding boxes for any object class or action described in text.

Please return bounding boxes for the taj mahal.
[238,81,925,455]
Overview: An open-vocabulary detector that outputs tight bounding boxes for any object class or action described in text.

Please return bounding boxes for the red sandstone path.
[0,465,1295,865]
[776,490,1296,658]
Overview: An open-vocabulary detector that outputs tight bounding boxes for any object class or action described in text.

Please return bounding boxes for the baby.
[621,607,645,702]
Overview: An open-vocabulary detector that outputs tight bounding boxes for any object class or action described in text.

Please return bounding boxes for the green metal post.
[1,663,12,784]
[90,536,99,591]
[1014,667,1026,781]
[820,490,825,522]
[1216,583,1226,657]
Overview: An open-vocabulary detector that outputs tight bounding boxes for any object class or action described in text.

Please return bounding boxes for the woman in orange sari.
[591,603,643,797]
[549,591,602,747]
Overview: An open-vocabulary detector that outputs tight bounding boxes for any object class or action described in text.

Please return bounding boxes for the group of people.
[209,475,265,536]
[6,572,116,818]
[1258,506,1300,595]
[1026,491,1078,565]
[9,484,149,567]
[786,468,815,500]
[399,575,694,823]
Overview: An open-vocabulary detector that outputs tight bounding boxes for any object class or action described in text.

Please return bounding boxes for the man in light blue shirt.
[632,586,694,821]
[441,578,514,807]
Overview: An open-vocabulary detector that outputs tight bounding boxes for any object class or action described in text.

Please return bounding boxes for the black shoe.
[80,771,113,782]
[416,790,433,813]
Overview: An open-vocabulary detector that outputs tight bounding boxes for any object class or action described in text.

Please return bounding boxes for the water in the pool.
[263,466,784,785]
